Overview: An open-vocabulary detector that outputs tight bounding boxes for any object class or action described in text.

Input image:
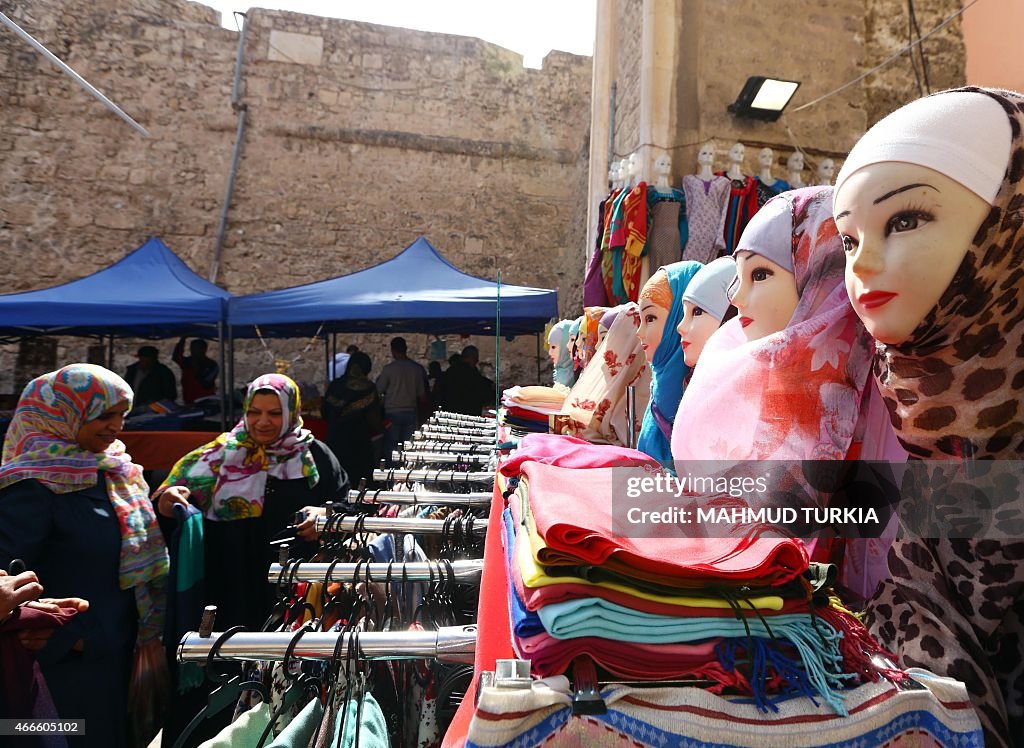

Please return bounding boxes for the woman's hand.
[156,485,192,518]
[295,506,327,541]
[17,598,89,651]
[0,569,43,622]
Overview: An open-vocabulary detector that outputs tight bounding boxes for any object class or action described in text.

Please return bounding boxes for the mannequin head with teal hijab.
[635,261,703,464]
[547,319,576,387]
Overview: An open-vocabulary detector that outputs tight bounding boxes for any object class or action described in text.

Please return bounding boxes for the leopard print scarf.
[864,87,1024,748]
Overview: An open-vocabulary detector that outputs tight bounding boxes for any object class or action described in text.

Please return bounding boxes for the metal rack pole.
[393,451,495,466]
[268,559,484,584]
[432,411,496,425]
[178,625,477,665]
[344,489,492,507]
[402,440,497,454]
[314,514,488,535]
[421,425,496,438]
[415,430,495,444]
[373,468,495,485]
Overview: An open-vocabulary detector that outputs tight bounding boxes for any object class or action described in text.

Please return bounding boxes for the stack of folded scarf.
[499,435,900,716]
[499,386,566,435]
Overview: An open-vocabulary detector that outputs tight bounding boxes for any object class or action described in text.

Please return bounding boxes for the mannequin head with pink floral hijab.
[672,186,874,462]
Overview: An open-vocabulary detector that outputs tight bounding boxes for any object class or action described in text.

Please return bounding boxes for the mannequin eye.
[841,235,857,253]
[751,268,773,282]
[885,210,931,236]
[692,308,704,316]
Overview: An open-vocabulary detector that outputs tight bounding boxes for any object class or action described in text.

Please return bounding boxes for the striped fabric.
[0,364,168,642]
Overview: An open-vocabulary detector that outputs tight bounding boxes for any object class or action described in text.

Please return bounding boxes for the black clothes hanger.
[254,622,322,748]
[172,626,270,748]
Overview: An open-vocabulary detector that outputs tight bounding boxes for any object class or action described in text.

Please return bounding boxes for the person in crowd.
[427,360,445,410]
[154,373,346,629]
[0,364,169,747]
[322,352,384,489]
[125,345,177,407]
[172,337,219,404]
[375,337,428,462]
[441,345,494,416]
[154,372,347,746]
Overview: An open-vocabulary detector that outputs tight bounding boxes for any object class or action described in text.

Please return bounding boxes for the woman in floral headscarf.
[0,364,168,748]
[154,374,347,630]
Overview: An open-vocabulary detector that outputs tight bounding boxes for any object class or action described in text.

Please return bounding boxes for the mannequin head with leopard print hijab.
[834,87,1024,459]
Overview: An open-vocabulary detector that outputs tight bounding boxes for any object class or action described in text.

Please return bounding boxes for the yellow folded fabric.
[515,485,784,611]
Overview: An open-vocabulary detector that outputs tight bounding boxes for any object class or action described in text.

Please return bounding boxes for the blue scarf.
[637,261,702,466]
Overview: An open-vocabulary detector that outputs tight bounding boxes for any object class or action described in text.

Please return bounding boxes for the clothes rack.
[392,450,495,466]
[314,515,489,536]
[401,440,497,454]
[267,560,485,584]
[414,430,495,444]
[432,411,496,425]
[343,489,492,507]
[178,625,477,664]
[372,468,495,485]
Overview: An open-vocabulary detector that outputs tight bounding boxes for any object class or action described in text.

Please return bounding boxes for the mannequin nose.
[730,282,749,309]
[849,237,884,277]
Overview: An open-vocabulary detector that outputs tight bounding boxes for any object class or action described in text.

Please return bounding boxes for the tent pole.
[332,333,337,379]
[227,325,236,423]
[107,335,114,369]
[323,332,329,388]
[217,321,227,431]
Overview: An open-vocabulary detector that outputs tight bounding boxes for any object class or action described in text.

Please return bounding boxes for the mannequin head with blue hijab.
[547,319,576,387]
[635,261,703,464]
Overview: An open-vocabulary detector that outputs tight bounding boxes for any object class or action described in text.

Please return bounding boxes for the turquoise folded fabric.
[537,600,855,714]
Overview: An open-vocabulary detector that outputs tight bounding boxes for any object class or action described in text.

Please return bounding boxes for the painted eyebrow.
[874,182,938,204]
[835,182,937,221]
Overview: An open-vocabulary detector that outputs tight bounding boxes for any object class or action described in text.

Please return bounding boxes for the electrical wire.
[789,0,978,114]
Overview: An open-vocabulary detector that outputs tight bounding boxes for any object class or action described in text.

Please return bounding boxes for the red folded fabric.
[1,603,79,720]
[502,406,548,423]
[499,433,659,477]
[513,631,748,685]
[523,461,808,586]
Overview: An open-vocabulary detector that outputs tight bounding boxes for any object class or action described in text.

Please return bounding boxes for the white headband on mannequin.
[834,90,1012,205]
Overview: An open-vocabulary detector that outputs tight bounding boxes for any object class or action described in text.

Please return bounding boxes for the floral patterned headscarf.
[672,187,873,462]
[161,373,318,521]
[0,364,168,643]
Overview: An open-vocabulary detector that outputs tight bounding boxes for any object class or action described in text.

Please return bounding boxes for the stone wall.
[0,0,592,395]
[863,0,967,126]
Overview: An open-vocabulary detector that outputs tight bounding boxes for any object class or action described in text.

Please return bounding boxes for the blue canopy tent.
[0,237,232,427]
[0,237,231,338]
[227,236,558,337]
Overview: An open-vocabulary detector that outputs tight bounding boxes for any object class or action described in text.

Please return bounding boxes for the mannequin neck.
[788,171,805,188]
[725,164,745,181]
[695,164,714,180]
[759,167,774,183]
[653,174,671,191]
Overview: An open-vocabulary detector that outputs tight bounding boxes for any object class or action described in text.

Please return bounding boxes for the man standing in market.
[376,337,428,464]
[125,345,177,406]
[173,336,219,404]
[441,345,494,416]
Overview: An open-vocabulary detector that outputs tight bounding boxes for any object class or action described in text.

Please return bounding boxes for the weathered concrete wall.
[0,0,592,395]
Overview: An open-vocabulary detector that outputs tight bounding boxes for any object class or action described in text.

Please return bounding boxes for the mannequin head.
[787,151,805,173]
[697,141,715,168]
[627,153,641,181]
[728,142,745,164]
[758,147,774,169]
[817,158,835,185]
[729,252,799,342]
[637,269,673,358]
[726,196,800,342]
[677,256,737,367]
[616,159,629,183]
[548,341,560,365]
[654,152,672,178]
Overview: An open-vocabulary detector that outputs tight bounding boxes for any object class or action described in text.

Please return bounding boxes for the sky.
[200,0,597,68]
